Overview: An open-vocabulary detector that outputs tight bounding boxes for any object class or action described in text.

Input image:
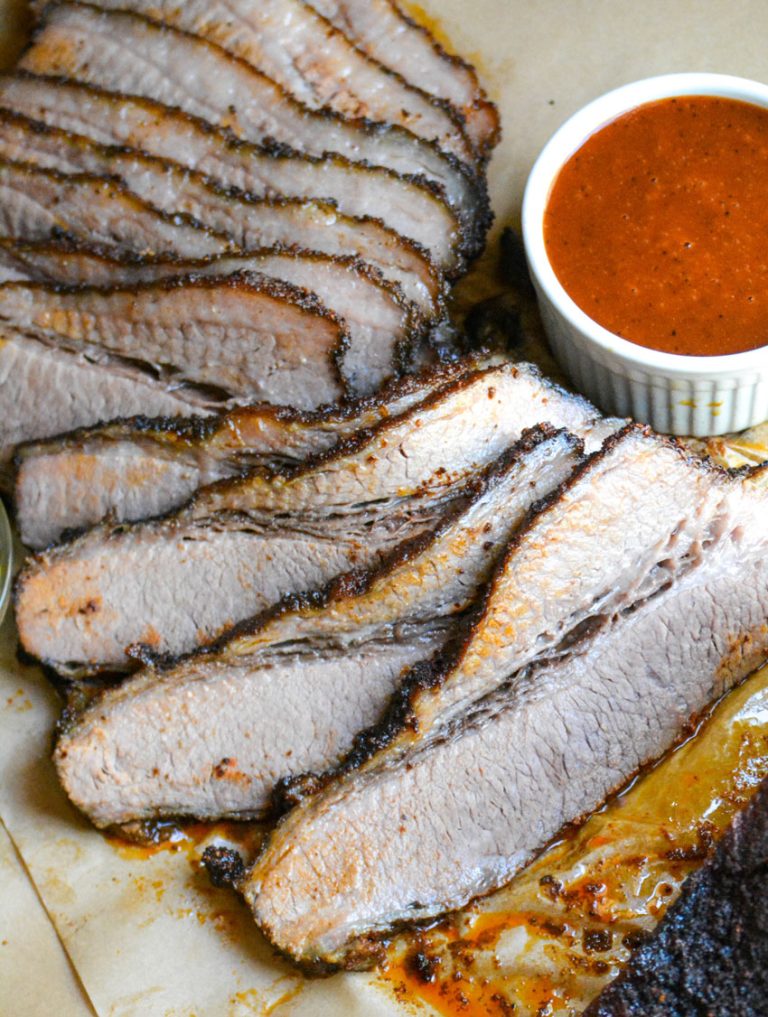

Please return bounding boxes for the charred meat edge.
[17,6,491,253]
[0,157,235,255]
[0,269,354,401]
[0,107,462,279]
[306,0,500,155]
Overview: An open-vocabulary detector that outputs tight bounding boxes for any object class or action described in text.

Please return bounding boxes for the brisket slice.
[0,247,424,394]
[13,362,612,675]
[14,359,611,548]
[0,109,460,281]
[306,0,499,155]
[55,429,582,827]
[584,777,768,1017]
[0,75,483,275]
[80,0,475,166]
[18,7,489,248]
[0,159,230,258]
[0,272,354,408]
[242,446,768,970]
[0,332,218,486]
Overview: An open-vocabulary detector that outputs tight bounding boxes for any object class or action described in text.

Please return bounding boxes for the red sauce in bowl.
[544,95,768,356]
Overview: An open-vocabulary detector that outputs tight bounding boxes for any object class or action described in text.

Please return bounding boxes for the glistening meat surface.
[14,362,611,674]
[81,0,476,165]
[243,447,768,970]
[18,5,488,242]
[55,429,582,827]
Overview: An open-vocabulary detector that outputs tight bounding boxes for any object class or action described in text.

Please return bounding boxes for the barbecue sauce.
[544,95,768,356]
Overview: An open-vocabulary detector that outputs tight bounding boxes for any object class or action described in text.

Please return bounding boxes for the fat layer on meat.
[0,273,353,408]
[243,437,768,969]
[55,428,582,827]
[18,6,489,244]
[0,109,461,280]
[13,359,610,547]
[80,0,476,166]
[14,362,612,674]
[306,0,499,154]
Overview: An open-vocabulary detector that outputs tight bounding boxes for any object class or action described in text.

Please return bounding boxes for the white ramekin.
[522,73,768,437]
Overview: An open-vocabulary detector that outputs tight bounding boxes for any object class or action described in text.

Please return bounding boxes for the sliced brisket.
[584,777,768,1017]
[243,441,768,970]
[0,73,484,271]
[54,428,582,827]
[14,362,610,674]
[18,6,488,247]
[14,360,610,547]
[0,109,461,280]
[306,0,500,155]
[0,272,354,408]
[81,0,476,165]
[0,247,423,389]
[0,332,218,485]
[0,159,229,258]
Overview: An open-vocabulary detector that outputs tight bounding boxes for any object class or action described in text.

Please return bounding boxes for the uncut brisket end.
[13,362,612,674]
[54,428,582,827]
[585,777,768,1017]
[244,450,768,970]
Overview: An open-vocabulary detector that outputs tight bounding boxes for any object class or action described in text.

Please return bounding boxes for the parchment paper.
[4,1,768,1014]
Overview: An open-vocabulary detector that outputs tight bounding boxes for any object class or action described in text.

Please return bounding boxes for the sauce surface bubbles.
[544,95,768,356]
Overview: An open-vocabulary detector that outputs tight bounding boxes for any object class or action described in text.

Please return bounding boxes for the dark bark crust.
[23,5,492,254]
[0,267,353,399]
[585,777,768,1017]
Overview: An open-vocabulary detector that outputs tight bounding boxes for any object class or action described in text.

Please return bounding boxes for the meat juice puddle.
[379,663,768,1016]
[544,95,768,356]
